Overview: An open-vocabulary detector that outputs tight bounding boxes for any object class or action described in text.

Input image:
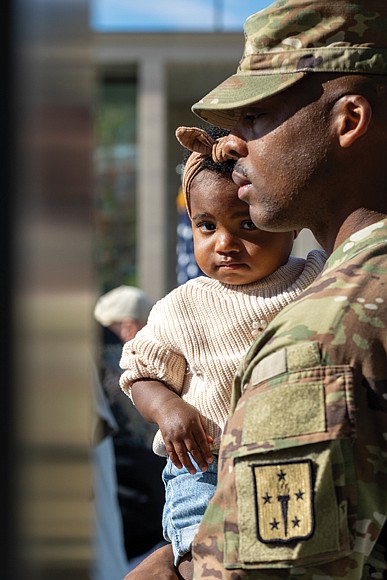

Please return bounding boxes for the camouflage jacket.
[193,220,387,579]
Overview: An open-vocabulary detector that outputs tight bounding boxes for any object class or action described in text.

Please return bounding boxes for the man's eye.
[244,111,265,124]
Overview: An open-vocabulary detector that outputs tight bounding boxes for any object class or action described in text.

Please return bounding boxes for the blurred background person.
[92,285,166,579]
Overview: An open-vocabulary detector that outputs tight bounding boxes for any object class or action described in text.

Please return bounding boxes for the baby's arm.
[131,380,213,474]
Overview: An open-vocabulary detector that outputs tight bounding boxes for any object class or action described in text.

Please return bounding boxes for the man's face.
[230,78,334,233]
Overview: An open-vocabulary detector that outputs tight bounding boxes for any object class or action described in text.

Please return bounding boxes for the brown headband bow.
[175,126,238,218]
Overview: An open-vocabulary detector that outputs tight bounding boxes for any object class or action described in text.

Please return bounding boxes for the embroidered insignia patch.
[251,459,315,543]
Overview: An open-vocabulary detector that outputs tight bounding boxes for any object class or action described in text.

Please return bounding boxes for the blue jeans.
[161,455,218,564]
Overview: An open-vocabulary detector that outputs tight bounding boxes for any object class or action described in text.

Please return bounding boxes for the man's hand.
[123,544,179,580]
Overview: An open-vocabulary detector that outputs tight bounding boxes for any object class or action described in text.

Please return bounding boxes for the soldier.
[124,0,387,578]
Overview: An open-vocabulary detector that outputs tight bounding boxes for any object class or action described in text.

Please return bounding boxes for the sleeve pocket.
[223,364,357,570]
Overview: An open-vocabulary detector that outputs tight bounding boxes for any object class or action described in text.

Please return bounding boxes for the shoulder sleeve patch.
[251,459,315,544]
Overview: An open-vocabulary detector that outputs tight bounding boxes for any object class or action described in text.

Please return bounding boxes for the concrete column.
[137,56,168,301]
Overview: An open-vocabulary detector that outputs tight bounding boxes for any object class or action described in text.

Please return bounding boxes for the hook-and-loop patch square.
[251,459,315,544]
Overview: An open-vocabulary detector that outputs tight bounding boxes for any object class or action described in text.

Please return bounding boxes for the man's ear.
[334,95,372,148]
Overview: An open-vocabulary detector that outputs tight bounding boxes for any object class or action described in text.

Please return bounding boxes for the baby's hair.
[182,125,236,174]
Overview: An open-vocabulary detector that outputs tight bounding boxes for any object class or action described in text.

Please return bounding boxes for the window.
[94,71,138,291]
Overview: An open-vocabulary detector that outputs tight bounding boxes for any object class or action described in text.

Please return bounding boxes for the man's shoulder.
[238,235,387,375]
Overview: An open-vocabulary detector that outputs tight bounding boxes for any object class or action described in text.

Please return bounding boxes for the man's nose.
[222,133,248,160]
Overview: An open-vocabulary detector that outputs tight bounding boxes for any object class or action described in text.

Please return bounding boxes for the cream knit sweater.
[120,250,326,457]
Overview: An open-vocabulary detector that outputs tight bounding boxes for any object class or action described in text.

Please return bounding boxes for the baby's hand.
[157,398,214,474]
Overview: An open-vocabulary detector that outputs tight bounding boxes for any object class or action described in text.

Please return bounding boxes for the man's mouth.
[232,169,252,203]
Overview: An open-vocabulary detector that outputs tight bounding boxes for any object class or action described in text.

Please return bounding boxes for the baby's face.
[190,169,295,285]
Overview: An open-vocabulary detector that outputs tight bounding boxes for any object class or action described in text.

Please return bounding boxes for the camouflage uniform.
[192,221,387,578]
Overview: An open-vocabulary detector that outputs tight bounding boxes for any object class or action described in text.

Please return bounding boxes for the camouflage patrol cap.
[192,0,387,129]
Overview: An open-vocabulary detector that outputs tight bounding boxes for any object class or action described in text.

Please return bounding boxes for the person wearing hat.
[92,286,167,579]
[93,285,156,444]
[124,0,387,578]
[94,285,154,344]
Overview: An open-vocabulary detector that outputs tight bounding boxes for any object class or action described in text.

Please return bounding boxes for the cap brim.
[192,71,306,129]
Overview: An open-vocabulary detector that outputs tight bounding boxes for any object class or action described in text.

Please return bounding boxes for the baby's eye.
[242,220,257,231]
[197,222,216,232]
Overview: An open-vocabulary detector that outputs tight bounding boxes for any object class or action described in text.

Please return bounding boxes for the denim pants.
[162,455,218,564]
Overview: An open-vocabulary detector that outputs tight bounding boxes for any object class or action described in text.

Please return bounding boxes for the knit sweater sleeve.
[119,289,188,400]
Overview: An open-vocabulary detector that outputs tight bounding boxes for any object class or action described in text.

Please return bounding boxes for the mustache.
[233,161,249,179]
